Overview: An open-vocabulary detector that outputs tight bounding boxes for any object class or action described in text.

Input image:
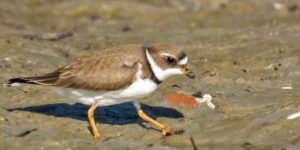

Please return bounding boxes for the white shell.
[287,112,300,120]
[195,94,215,110]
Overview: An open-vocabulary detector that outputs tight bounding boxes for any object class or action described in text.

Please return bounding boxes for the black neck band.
[142,46,162,85]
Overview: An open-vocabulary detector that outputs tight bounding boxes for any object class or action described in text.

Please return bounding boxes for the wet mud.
[0,0,300,149]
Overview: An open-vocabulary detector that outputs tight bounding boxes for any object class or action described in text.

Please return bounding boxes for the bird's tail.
[6,77,38,86]
[5,73,60,87]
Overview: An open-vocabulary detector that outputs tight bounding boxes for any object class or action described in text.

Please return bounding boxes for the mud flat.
[0,0,300,149]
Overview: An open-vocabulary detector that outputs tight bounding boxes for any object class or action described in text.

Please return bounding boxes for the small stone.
[0,64,5,68]
[192,91,202,98]
[233,61,240,65]
[146,143,154,147]
[122,25,132,32]
[242,142,254,149]
[171,84,181,89]
[89,15,99,21]
[242,69,248,73]
[209,71,218,76]
[23,32,73,41]
[83,42,92,51]
[288,4,298,12]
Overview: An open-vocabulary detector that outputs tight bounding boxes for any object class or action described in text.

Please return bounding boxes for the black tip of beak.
[186,68,195,79]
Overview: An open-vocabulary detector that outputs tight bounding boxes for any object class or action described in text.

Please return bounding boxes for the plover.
[7,43,195,139]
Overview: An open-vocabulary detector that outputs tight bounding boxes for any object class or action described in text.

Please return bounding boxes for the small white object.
[265,64,275,70]
[195,94,215,110]
[281,86,293,90]
[0,117,5,121]
[287,112,300,120]
[10,83,21,87]
[273,2,285,10]
[4,57,11,61]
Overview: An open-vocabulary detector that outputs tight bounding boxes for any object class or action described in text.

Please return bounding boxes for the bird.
[7,43,195,140]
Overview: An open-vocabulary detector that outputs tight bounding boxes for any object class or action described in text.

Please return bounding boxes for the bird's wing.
[55,54,141,91]
[8,44,152,91]
[9,54,142,91]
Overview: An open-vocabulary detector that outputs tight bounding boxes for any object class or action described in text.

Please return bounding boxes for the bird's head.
[145,43,195,81]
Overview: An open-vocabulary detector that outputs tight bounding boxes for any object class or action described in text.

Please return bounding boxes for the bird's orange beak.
[182,67,195,79]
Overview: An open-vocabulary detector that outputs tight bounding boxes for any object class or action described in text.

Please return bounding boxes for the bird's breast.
[119,78,158,98]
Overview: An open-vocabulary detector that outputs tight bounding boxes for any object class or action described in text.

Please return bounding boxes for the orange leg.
[88,102,100,139]
[136,109,172,136]
[133,100,172,136]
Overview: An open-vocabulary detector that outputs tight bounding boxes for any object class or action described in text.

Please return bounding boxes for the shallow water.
[0,0,300,149]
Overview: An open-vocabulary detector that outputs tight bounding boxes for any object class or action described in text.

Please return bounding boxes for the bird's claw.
[161,127,185,136]
[93,131,101,140]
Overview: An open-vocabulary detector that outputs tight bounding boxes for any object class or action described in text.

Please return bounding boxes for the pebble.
[273,2,285,10]
[10,83,21,87]
[281,87,293,90]
[4,57,11,61]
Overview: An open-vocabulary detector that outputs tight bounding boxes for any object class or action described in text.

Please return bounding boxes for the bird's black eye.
[166,56,176,64]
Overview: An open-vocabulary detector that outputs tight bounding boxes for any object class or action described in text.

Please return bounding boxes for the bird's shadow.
[7,102,184,125]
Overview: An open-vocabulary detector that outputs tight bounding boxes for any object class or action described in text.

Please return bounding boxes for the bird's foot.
[93,131,101,140]
[161,127,185,136]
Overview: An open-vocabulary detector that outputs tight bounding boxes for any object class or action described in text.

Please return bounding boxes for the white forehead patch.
[159,52,175,58]
[178,56,188,65]
[146,49,182,81]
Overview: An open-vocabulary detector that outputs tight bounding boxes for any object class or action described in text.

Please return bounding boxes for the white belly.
[51,63,158,106]
[51,76,157,106]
